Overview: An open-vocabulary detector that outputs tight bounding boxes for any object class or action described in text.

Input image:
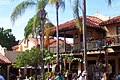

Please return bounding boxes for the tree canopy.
[14,47,42,68]
[0,27,18,50]
[13,47,54,68]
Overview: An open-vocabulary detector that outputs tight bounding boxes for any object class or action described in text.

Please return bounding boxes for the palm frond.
[107,0,112,5]
[73,0,80,19]
[59,0,65,11]
[48,0,57,3]
[32,13,41,37]
[24,13,41,38]
[37,0,48,9]
[73,0,82,33]
[48,0,65,10]
[11,1,36,24]
[24,17,34,38]
[72,58,83,62]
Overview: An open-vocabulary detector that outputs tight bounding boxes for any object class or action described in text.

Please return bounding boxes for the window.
[117,26,120,34]
[117,26,120,43]
[87,31,92,41]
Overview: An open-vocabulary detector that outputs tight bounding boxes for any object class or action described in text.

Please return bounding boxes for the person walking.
[77,73,82,80]
[48,73,54,80]
[0,75,5,80]
[117,73,120,80]
[55,72,63,80]
[72,73,78,80]
[65,70,72,80]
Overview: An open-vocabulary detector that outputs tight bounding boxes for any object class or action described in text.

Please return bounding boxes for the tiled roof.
[17,38,56,46]
[12,38,68,50]
[0,53,11,64]
[53,16,103,32]
[28,38,68,45]
[49,39,68,46]
[100,16,120,25]
[28,38,56,45]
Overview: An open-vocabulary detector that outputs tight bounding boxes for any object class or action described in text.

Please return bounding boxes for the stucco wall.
[18,39,36,51]
[106,23,120,36]
[5,51,22,63]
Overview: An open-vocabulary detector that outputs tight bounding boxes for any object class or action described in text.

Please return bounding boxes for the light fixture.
[75,33,78,38]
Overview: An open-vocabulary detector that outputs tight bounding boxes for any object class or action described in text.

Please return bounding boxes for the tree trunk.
[56,2,60,72]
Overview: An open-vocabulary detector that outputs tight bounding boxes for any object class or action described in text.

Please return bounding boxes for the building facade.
[51,15,120,79]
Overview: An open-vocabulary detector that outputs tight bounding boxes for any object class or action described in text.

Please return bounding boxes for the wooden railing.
[49,35,120,53]
[49,40,104,53]
[106,35,120,46]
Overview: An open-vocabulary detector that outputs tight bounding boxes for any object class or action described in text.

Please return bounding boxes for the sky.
[0,0,120,41]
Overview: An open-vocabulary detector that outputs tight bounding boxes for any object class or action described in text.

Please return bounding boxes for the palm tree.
[24,14,41,38]
[11,0,49,80]
[44,22,54,49]
[48,0,65,73]
[24,16,54,49]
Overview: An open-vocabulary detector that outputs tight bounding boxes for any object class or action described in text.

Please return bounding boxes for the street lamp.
[38,9,47,80]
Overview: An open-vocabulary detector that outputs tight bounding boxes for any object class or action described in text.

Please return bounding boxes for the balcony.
[49,35,120,54]
[106,35,120,46]
[49,40,105,54]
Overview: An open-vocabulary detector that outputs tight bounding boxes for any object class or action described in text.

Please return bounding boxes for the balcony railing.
[49,35,120,54]
[49,40,104,53]
[107,35,120,46]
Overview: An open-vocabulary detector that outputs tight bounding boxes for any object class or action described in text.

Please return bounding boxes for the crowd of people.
[108,73,120,80]
[47,71,120,80]
[47,70,87,80]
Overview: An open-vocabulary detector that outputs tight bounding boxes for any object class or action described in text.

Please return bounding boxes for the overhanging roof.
[100,16,120,26]
[0,53,11,64]
[53,16,103,32]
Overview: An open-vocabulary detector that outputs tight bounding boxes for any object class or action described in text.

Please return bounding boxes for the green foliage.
[24,14,54,39]
[24,17,34,38]
[62,55,73,60]
[44,50,56,65]
[0,27,18,50]
[11,1,35,24]
[38,72,53,80]
[24,14,41,38]
[62,55,82,62]
[13,47,42,68]
[45,72,51,79]
[37,0,48,9]
[48,0,65,10]
[72,57,82,62]
[13,48,53,68]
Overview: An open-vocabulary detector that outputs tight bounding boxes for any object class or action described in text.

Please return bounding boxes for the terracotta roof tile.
[0,53,11,64]
[28,38,56,45]
[100,16,120,25]
[15,38,66,46]
[53,16,103,32]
